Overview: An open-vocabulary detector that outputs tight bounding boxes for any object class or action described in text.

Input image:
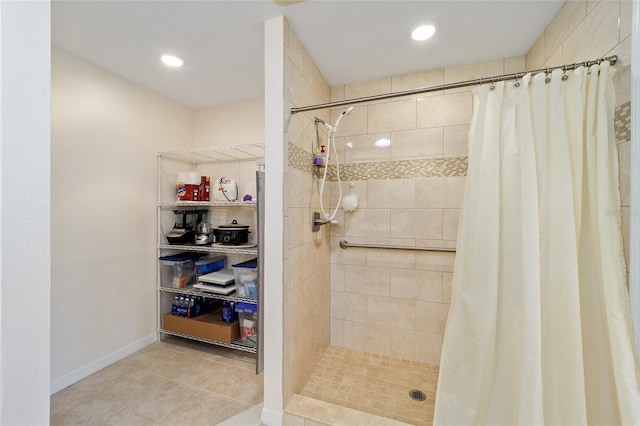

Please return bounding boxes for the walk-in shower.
[285,51,637,426]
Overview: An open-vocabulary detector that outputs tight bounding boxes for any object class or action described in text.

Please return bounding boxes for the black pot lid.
[218,219,250,230]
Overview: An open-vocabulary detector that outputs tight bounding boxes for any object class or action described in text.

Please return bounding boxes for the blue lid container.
[231,258,257,269]
[159,252,207,262]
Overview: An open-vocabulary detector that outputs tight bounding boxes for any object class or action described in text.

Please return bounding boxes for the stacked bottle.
[171,294,205,318]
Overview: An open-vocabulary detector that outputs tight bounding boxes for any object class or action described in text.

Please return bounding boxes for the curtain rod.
[291,55,618,114]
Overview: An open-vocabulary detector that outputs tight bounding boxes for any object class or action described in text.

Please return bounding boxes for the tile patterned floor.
[51,336,263,425]
[300,346,438,426]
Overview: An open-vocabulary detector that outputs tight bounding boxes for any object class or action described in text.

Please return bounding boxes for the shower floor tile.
[300,346,438,426]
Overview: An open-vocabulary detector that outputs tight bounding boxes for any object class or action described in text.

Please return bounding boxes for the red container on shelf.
[189,184,199,201]
[177,172,200,201]
[200,176,210,201]
[176,172,190,201]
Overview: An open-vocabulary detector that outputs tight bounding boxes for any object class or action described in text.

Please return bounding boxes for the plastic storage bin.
[159,252,206,288]
[195,255,226,276]
[235,302,258,345]
[231,258,258,299]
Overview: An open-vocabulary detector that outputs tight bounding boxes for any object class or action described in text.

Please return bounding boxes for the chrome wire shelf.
[159,286,258,305]
[158,243,258,255]
[159,200,257,208]
[159,329,257,353]
[158,144,265,166]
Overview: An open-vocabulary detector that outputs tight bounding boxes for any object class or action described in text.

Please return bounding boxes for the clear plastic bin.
[159,252,206,288]
[231,258,258,299]
[235,302,258,345]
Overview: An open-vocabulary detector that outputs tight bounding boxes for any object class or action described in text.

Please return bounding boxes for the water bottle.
[194,297,202,317]
[188,297,196,318]
[178,295,186,317]
[222,301,235,323]
[171,295,179,315]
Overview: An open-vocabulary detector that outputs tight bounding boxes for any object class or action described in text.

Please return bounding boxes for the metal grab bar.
[339,240,456,253]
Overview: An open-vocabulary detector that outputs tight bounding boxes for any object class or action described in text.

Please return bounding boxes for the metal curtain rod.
[291,55,618,114]
[339,239,456,253]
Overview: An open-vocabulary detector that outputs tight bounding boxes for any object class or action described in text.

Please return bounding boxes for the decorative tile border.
[325,157,468,180]
[615,101,631,144]
[288,142,468,180]
[288,142,313,174]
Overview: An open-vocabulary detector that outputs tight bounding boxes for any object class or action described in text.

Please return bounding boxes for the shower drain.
[409,389,426,401]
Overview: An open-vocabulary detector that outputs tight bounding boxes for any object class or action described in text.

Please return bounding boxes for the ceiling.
[52,0,563,110]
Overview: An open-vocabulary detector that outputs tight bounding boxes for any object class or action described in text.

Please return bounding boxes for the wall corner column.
[630,0,640,357]
[262,15,285,426]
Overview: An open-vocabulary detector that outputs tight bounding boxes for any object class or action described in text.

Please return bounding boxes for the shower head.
[333,106,354,130]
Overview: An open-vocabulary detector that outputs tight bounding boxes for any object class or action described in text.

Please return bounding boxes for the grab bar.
[339,239,456,253]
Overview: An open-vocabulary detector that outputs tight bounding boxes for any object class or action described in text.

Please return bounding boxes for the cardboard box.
[163,311,240,344]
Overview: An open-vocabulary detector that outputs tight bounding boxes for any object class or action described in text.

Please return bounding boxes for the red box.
[177,183,191,201]
[189,184,199,201]
[200,176,210,201]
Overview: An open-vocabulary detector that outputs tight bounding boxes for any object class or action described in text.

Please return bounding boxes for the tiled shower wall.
[526,0,632,274]
[283,19,332,405]
[323,55,525,366]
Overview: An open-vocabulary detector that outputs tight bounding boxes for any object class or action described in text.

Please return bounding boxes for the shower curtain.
[434,61,640,425]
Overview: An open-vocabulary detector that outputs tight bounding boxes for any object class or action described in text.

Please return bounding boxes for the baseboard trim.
[261,407,283,426]
[50,333,158,394]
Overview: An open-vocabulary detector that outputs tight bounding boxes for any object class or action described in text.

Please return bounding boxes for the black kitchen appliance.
[218,219,250,245]
[166,209,208,245]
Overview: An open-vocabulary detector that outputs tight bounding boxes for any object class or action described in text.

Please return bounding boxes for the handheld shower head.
[333,106,354,129]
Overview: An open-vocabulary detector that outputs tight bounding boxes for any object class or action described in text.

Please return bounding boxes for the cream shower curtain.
[434,61,640,425]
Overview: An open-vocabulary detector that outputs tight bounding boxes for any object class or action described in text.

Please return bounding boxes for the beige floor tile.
[160,390,251,426]
[51,337,263,425]
[154,355,227,385]
[50,386,99,419]
[97,370,194,421]
[304,419,331,426]
[180,360,264,405]
[163,336,257,372]
[50,398,162,426]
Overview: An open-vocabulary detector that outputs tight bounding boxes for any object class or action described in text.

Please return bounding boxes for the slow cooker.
[218,219,250,245]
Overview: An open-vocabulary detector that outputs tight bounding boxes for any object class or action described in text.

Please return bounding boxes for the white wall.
[193,98,264,148]
[51,48,193,390]
[0,1,51,423]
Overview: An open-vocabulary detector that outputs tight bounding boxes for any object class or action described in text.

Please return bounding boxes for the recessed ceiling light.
[161,54,184,67]
[411,22,437,41]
